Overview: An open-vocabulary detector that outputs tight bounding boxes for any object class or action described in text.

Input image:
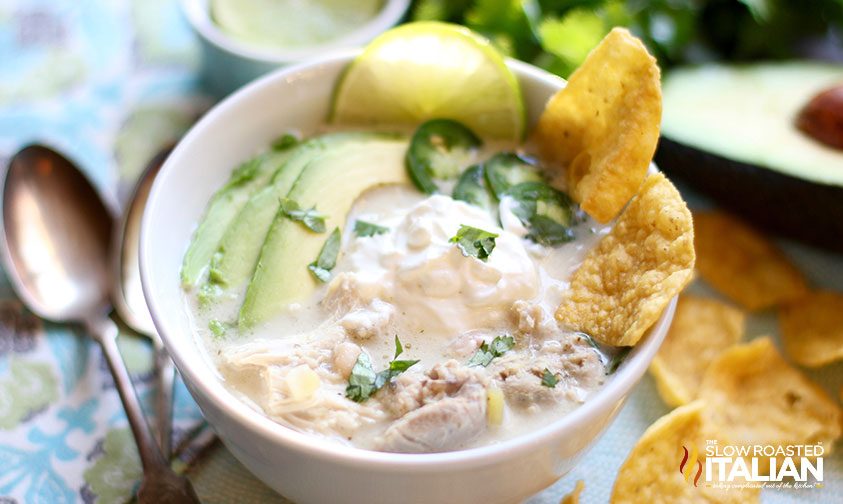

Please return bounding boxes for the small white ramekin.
[181,0,411,97]
[140,51,674,504]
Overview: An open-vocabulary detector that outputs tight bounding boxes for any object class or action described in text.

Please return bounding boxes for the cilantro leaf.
[308,227,341,282]
[541,368,559,388]
[279,198,326,233]
[271,132,299,151]
[392,334,404,359]
[538,9,608,77]
[353,220,389,237]
[450,224,498,261]
[228,157,263,187]
[345,336,418,403]
[606,347,632,375]
[208,319,227,339]
[468,335,515,367]
[345,353,379,403]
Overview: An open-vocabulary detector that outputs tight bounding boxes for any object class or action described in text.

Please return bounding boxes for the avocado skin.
[655,137,843,253]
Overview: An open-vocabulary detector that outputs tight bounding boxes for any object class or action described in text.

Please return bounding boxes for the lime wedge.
[331,22,526,141]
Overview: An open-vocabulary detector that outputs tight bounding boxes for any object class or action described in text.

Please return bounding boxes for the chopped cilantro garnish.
[308,227,341,282]
[467,335,515,367]
[208,319,227,339]
[541,368,559,388]
[228,158,262,187]
[606,347,632,375]
[279,198,326,233]
[345,353,378,403]
[346,336,419,403]
[271,132,299,151]
[197,283,222,308]
[449,224,498,261]
[353,220,389,237]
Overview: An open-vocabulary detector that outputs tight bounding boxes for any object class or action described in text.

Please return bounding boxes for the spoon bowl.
[1,145,199,504]
[2,145,111,321]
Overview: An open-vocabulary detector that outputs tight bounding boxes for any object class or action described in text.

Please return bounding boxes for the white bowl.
[140,52,675,504]
[181,0,411,97]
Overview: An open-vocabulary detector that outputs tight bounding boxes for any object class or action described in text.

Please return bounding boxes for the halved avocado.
[655,63,843,252]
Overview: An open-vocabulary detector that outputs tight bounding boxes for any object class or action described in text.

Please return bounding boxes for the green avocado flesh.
[662,63,843,187]
[207,133,381,292]
[180,148,294,287]
[658,63,843,252]
[239,136,409,328]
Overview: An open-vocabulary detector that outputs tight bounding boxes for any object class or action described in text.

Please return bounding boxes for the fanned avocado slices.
[180,142,298,288]
[239,136,410,328]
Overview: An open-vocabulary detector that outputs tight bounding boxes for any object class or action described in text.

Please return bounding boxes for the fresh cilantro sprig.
[208,319,227,339]
[450,224,498,261]
[467,335,515,367]
[279,198,326,232]
[345,336,419,403]
[271,132,299,151]
[308,227,341,282]
[353,219,389,237]
[541,368,560,388]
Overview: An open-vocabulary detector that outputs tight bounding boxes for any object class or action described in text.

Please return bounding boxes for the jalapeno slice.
[406,119,482,194]
[484,152,542,198]
[453,164,495,212]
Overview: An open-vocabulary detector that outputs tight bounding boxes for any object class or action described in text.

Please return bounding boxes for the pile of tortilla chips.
[534,28,842,503]
[630,211,843,503]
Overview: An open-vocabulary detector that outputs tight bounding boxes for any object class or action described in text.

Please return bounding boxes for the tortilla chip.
[611,401,759,503]
[779,290,843,368]
[650,295,745,407]
[557,173,695,346]
[693,212,808,311]
[560,480,585,504]
[533,27,661,223]
[699,337,842,471]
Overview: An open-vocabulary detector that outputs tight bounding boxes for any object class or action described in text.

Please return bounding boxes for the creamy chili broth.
[183,131,615,453]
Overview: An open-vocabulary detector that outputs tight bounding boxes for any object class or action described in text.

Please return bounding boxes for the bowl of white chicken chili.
[140,42,677,504]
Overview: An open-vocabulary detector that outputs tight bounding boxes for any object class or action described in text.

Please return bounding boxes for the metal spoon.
[0,145,199,503]
[112,147,175,457]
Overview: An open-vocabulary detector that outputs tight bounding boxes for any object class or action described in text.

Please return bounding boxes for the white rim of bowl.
[181,0,411,63]
[141,50,673,470]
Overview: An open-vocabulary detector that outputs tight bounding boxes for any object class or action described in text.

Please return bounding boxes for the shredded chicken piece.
[331,341,361,378]
[379,359,489,418]
[377,383,487,453]
[339,298,394,340]
[376,360,489,452]
[323,272,384,313]
[221,327,385,441]
[491,333,604,409]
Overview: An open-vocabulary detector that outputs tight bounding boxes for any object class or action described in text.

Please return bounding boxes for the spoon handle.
[86,316,168,471]
[154,339,175,458]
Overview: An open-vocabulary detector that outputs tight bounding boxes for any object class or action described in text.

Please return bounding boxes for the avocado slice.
[180,146,295,288]
[656,63,843,251]
[206,141,321,291]
[239,137,409,327]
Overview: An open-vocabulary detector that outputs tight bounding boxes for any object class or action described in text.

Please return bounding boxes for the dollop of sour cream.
[332,194,539,336]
